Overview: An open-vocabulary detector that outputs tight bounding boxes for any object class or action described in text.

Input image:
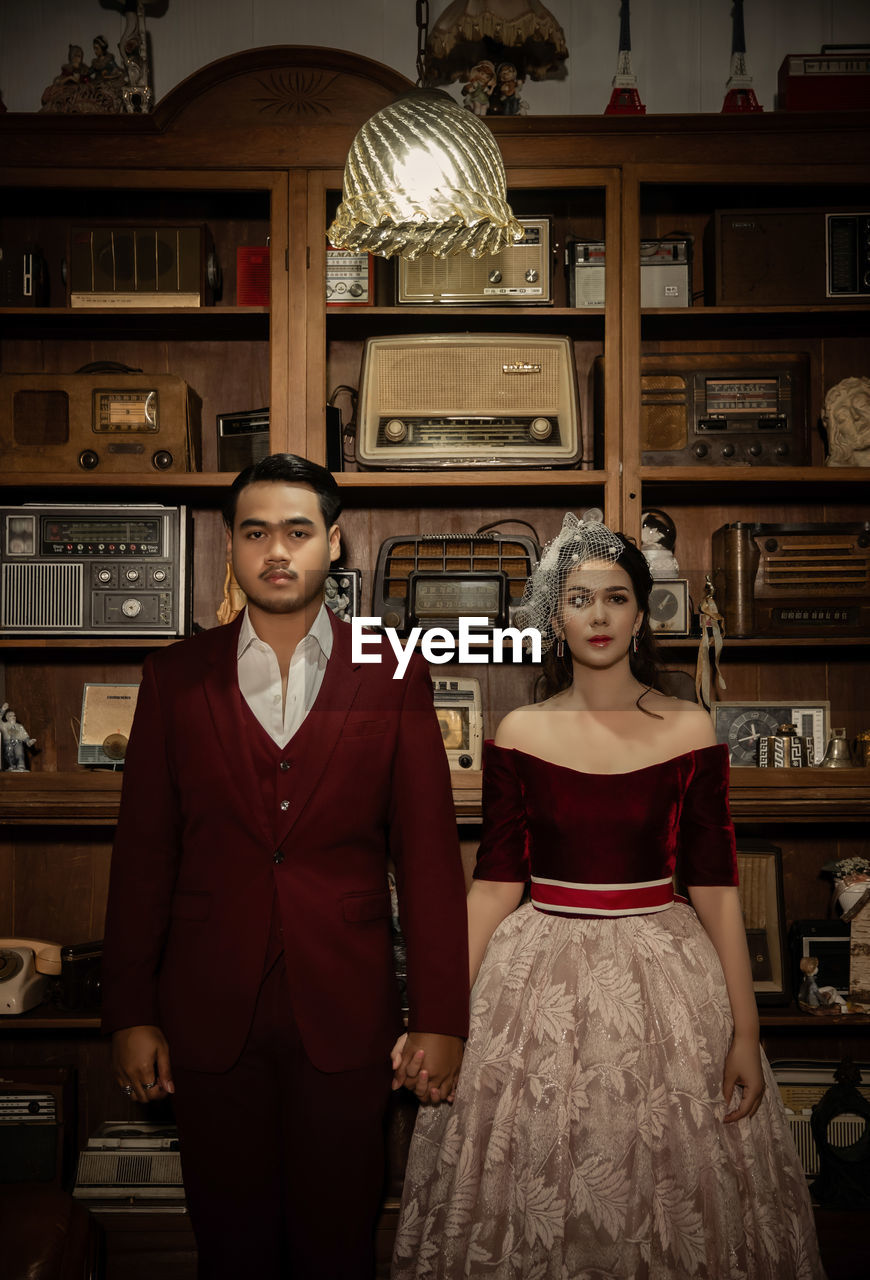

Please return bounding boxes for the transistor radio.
[398,218,551,304]
[432,676,483,771]
[372,533,539,635]
[712,521,870,638]
[356,333,581,468]
[0,372,198,473]
[0,504,191,637]
[217,407,269,471]
[568,238,691,308]
[627,352,810,466]
[711,209,870,304]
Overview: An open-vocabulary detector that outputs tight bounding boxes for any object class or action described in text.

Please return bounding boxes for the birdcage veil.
[516,512,625,652]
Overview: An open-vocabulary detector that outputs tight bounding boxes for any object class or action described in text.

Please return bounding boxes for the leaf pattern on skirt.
[392,903,824,1280]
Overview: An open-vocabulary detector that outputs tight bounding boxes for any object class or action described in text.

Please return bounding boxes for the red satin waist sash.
[531,874,680,917]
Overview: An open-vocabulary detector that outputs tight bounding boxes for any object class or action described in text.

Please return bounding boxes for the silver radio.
[569,238,692,309]
[0,504,191,637]
[432,676,483,771]
[355,333,581,468]
[398,218,551,304]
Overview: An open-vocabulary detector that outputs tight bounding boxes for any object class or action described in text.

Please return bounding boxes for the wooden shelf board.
[336,470,608,489]
[658,635,870,648]
[0,637,176,650]
[639,465,870,483]
[0,771,123,822]
[0,1010,101,1031]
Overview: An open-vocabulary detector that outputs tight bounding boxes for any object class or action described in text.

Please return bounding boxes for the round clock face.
[722,708,780,766]
[651,585,679,623]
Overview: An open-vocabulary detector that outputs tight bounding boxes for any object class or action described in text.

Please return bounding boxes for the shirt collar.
[237,601,334,660]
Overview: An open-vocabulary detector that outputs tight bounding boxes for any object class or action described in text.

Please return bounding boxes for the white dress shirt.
[237,603,333,747]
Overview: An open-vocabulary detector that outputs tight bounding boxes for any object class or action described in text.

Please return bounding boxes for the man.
[101,454,469,1279]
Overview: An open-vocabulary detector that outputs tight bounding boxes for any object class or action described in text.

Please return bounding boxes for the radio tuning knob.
[78,450,99,470]
[721,443,735,458]
[152,451,173,470]
[524,268,539,283]
[383,611,401,629]
[458,754,473,769]
[748,443,763,457]
[152,568,167,583]
[693,443,709,458]
[487,269,503,284]
[125,568,140,583]
[97,569,112,584]
[775,444,789,458]
[384,419,407,443]
[121,598,142,618]
[529,417,552,440]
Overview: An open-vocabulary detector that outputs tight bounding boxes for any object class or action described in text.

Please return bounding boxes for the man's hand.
[391,1031,463,1105]
[112,1025,174,1103]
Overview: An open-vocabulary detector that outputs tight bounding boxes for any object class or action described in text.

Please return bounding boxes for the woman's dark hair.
[537,533,664,705]
[222,453,342,531]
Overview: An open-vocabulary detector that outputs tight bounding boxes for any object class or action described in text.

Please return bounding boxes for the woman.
[392,514,823,1279]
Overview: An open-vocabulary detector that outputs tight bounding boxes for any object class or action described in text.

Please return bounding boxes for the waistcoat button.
[273,850,285,865]
[279,800,290,811]
[280,760,290,771]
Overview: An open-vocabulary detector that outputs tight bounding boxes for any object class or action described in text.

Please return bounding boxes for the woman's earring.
[631,631,639,655]
[556,637,565,659]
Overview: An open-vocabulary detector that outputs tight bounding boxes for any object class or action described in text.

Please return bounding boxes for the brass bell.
[821,728,854,768]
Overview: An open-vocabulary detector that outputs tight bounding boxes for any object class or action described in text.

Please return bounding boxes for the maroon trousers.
[171,947,392,1280]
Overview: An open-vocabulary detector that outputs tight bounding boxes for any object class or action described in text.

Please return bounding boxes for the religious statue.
[0,703,37,772]
[823,375,870,467]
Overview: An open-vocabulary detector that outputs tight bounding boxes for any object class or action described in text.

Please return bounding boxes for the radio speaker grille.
[2,562,84,630]
[786,1114,867,1177]
[377,343,562,415]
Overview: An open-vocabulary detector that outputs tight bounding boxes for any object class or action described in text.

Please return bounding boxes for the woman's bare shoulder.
[649,692,718,750]
[493,701,551,747]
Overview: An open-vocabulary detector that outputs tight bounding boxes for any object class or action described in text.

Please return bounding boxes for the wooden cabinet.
[1,46,869,1266]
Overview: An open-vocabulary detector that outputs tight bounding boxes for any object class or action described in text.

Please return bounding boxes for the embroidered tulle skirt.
[392,902,824,1279]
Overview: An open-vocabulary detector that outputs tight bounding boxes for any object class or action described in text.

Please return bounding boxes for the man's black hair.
[222,453,342,530]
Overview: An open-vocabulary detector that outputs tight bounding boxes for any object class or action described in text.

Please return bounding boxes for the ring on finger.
[144,1079,158,1089]
[121,1084,134,1096]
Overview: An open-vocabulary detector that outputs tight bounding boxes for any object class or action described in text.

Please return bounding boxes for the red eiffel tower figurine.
[722,0,763,112]
[605,0,646,115]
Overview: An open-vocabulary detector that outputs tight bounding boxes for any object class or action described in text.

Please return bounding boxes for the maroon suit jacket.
[101,611,469,1073]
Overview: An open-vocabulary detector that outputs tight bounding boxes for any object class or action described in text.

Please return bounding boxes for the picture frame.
[712,700,830,767]
[323,567,361,624]
[648,577,691,636]
[737,840,791,1006]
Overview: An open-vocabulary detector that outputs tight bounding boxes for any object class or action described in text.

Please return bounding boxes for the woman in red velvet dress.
[392,515,824,1279]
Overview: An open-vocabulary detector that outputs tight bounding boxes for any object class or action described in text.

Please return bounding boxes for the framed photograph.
[648,578,691,636]
[324,568,361,624]
[737,840,790,1006]
[713,700,830,767]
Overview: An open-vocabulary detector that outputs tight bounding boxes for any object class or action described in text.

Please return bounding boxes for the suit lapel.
[201,612,274,849]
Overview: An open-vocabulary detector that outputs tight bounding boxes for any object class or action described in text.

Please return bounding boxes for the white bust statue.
[823,375,870,468]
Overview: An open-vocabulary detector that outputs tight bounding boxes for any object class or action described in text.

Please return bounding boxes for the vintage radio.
[711,209,870,304]
[629,352,810,466]
[68,223,217,308]
[568,238,691,309]
[0,1066,76,1186]
[327,249,373,305]
[0,372,198,474]
[356,333,581,469]
[432,676,483,771]
[398,218,551,305]
[778,48,870,112]
[373,533,539,635]
[712,521,870,638]
[73,1122,184,1204]
[237,245,270,306]
[0,244,48,306]
[0,504,191,638]
[217,407,269,471]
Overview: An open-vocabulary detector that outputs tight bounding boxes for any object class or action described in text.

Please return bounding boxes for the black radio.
[0,504,191,637]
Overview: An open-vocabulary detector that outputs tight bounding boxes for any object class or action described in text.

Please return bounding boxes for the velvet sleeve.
[473,741,530,883]
[678,744,739,886]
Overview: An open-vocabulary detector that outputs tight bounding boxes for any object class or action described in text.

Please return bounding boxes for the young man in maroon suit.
[101,454,469,1279]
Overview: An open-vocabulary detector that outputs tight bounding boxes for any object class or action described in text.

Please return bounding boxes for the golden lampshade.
[326,89,523,260]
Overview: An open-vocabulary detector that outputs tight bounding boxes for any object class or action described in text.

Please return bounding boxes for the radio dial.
[748,443,763,457]
[775,444,789,458]
[78,450,99,470]
[524,268,539,283]
[458,754,473,769]
[152,450,173,471]
[693,443,709,458]
[529,417,552,441]
[125,568,140,583]
[487,269,503,284]
[97,569,112,584]
[721,444,735,458]
[152,568,167,583]
[384,419,407,443]
[121,598,142,618]
[383,610,402,629]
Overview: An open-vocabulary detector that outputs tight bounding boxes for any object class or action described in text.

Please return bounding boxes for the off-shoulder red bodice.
[473,741,737,915]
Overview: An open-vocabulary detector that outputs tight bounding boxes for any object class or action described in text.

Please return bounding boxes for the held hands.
[112,1025,174,1104]
[390,1031,464,1105]
[722,1032,764,1124]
